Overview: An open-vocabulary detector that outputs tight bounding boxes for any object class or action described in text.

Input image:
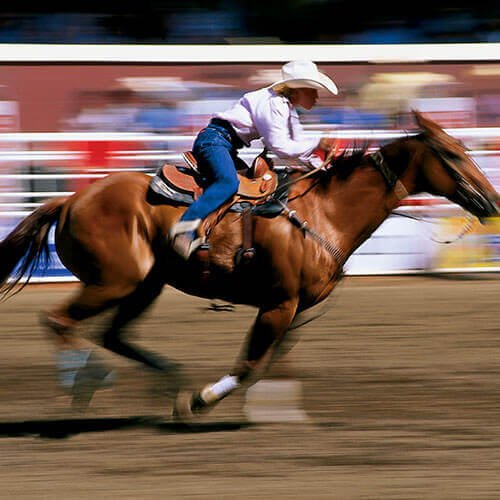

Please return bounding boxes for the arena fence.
[1,43,499,63]
[1,42,499,280]
[1,125,499,281]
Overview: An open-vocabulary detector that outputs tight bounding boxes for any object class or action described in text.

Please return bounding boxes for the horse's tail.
[0,197,67,299]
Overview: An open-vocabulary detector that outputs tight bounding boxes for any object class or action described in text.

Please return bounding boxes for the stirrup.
[169,219,205,260]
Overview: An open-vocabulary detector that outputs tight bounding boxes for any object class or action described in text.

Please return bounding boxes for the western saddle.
[161,150,277,202]
[152,150,279,264]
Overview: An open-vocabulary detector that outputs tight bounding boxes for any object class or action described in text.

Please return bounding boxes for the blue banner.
[1,221,75,281]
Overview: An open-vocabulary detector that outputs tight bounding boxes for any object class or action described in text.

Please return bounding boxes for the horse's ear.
[412,109,465,155]
[412,109,425,128]
[412,109,444,135]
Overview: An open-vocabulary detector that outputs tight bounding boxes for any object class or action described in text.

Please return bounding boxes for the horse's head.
[414,110,500,218]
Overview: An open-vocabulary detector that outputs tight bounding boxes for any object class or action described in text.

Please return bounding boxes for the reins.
[277,199,348,267]
[272,143,393,265]
[397,134,482,245]
[256,141,339,203]
[274,142,349,267]
[275,133,481,264]
[391,209,477,245]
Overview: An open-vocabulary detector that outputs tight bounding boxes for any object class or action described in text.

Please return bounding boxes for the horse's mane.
[320,135,416,184]
[320,141,370,183]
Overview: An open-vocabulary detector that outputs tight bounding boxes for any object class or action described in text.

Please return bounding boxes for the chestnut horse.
[0,111,498,416]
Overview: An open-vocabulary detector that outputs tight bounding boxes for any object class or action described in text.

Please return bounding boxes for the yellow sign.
[433,216,500,269]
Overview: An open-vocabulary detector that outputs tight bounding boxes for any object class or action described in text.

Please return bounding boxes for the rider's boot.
[169,219,206,260]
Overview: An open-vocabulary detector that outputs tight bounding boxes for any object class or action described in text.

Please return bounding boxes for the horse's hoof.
[172,391,195,422]
[70,351,114,412]
[71,378,104,413]
[150,362,186,401]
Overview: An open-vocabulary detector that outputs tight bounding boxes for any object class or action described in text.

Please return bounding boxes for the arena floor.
[1,275,499,499]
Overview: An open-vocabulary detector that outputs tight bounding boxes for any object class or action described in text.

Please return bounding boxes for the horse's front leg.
[232,298,300,383]
[173,298,298,420]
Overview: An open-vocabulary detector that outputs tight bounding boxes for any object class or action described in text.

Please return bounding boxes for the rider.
[169,60,339,259]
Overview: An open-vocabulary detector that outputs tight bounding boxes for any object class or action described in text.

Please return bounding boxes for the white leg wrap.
[200,375,240,405]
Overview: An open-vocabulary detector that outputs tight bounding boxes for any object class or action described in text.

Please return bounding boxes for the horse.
[0,110,498,417]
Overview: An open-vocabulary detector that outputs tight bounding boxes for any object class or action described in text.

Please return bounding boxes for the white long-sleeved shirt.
[215,87,322,169]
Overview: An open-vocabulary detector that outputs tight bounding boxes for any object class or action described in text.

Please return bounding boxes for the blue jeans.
[180,122,241,223]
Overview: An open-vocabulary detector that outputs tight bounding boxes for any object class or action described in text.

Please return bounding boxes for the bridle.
[274,123,500,272]
[369,150,408,200]
[279,132,494,260]
[420,134,498,219]
[276,138,412,265]
[391,134,495,244]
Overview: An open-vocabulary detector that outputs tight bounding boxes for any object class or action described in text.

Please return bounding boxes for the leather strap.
[370,150,408,200]
[242,206,253,250]
[240,206,256,262]
[234,204,256,265]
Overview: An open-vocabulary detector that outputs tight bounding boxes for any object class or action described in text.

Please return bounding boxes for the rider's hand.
[315,137,348,166]
[313,138,337,165]
[319,137,337,151]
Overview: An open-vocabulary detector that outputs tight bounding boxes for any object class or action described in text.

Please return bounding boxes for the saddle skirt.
[148,151,287,217]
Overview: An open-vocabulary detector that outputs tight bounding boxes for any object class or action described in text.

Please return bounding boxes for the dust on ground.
[1,275,499,499]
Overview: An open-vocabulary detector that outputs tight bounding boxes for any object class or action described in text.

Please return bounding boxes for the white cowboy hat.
[270,60,338,96]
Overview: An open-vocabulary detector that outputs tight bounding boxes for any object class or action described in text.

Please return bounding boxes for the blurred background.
[2,8,500,496]
[0,0,499,44]
[0,1,499,277]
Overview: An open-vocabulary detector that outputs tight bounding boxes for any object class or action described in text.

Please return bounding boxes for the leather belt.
[209,118,244,149]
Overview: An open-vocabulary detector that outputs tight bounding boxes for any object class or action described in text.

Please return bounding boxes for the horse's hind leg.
[100,271,174,370]
[43,282,138,408]
[99,271,184,398]
[174,298,298,420]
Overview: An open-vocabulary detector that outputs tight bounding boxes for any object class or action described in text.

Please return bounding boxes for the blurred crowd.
[0,0,499,217]
[0,67,498,205]
[0,1,499,44]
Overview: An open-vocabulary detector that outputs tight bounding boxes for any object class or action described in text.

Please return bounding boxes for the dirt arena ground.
[1,275,500,499]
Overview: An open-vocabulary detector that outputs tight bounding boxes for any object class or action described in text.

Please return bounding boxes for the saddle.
[158,151,278,203]
[148,151,286,265]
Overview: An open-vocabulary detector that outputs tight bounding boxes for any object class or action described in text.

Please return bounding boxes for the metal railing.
[0,127,498,215]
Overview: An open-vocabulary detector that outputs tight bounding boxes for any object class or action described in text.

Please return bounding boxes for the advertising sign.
[433,216,500,271]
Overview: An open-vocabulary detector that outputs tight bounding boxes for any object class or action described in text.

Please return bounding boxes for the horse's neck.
[306,141,419,255]
[379,138,422,202]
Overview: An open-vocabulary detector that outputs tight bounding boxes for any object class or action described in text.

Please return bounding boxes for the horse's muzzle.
[452,183,500,219]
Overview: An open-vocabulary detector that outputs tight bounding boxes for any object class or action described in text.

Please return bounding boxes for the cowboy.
[169,60,339,259]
